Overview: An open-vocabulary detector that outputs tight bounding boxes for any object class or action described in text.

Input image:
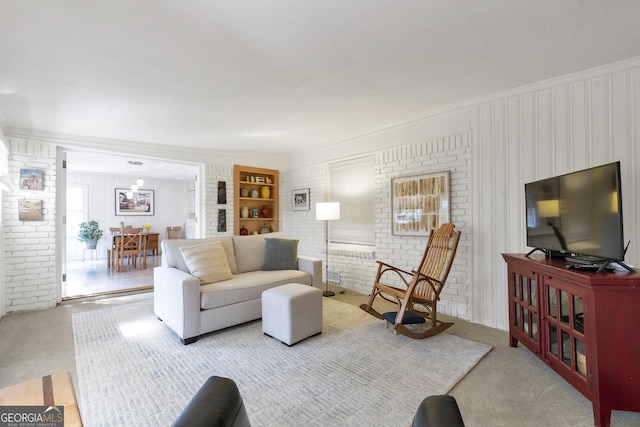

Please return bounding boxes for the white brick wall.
[2,136,470,319]
[281,132,472,320]
[203,164,234,238]
[280,165,326,256]
[4,139,57,311]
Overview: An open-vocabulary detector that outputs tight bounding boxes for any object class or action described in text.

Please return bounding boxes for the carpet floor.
[72,298,491,426]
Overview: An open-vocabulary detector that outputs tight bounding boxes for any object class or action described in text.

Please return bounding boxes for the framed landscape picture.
[18,199,42,221]
[115,188,154,216]
[292,188,310,211]
[391,171,450,236]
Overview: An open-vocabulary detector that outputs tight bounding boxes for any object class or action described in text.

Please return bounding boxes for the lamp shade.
[316,202,340,221]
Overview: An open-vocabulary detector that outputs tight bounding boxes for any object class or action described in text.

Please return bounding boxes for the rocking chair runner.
[359,223,461,339]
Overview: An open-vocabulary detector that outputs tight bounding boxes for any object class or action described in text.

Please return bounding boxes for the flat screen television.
[525,161,628,268]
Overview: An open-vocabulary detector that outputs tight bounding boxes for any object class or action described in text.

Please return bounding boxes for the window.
[328,156,375,246]
[67,185,87,240]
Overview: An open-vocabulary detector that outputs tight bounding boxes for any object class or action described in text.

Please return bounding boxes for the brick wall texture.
[4,139,58,311]
[3,133,470,320]
[281,132,471,320]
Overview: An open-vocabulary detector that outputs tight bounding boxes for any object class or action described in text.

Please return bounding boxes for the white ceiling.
[64,150,199,181]
[2,1,640,176]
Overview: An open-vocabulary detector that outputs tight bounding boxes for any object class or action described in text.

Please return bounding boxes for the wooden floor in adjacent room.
[64,254,161,298]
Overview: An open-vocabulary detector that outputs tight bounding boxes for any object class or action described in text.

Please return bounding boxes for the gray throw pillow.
[263,238,299,270]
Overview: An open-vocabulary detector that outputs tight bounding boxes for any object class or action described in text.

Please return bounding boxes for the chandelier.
[127,161,144,198]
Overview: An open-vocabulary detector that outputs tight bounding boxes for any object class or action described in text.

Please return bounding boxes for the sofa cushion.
[163,237,238,274]
[200,269,312,310]
[263,238,299,270]
[232,232,286,273]
[217,237,239,274]
[180,242,234,285]
[232,234,266,273]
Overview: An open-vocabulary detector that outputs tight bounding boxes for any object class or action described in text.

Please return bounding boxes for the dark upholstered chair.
[172,376,251,427]
[412,395,465,427]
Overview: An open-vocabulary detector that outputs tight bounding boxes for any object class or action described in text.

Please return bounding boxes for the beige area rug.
[73,298,491,426]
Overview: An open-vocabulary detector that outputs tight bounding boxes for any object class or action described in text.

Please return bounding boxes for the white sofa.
[153,233,322,344]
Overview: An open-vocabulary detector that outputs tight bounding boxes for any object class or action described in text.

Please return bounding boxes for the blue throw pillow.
[263,238,299,270]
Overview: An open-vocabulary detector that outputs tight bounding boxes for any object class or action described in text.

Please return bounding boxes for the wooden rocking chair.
[359,223,461,339]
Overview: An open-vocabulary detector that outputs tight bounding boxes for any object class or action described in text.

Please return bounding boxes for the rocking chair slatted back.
[360,222,462,339]
[413,223,461,301]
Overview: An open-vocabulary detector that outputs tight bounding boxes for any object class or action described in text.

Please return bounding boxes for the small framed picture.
[19,199,42,221]
[19,169,43,191]
[218,209,226,232]
[292,188,310,211]
[218,181,226,204]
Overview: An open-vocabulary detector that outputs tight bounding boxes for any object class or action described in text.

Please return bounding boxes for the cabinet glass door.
[509,268,539,352]
[544,283,587,379]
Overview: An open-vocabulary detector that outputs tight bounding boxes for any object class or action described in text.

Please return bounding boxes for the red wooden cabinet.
[503,253,640,427]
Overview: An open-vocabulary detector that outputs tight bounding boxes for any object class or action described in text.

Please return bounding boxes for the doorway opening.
[63,183,158,298]
[61,150,201,299]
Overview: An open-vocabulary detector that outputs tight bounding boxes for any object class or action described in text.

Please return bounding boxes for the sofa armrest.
[297,255,322,289]
[154,266,202,343]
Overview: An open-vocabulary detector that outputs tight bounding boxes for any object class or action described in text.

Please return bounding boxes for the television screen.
[525,161,624,261]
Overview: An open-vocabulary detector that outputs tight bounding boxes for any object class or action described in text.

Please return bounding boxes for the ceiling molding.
[284,55,640,170]
[3,127,285,168]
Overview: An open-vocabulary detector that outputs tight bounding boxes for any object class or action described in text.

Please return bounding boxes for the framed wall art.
[19,199,42,221]
[115,188,155,216]
[19,169,43,191]
[391,171,450,236]
[218,181,226,204]
[218,209,226,232]
[292,188,310,211]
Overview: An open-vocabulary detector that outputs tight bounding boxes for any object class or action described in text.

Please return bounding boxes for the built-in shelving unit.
[233,165,279,235]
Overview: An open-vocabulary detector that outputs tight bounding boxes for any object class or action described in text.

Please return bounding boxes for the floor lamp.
[316,202,340,297]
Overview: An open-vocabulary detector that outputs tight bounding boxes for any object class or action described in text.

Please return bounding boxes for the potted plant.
[77,220,104,249]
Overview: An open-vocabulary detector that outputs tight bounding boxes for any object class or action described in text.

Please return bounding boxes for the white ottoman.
[262,283,323,346]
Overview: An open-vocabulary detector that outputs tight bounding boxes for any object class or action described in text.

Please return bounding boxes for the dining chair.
[107,227,122,269]
[167,226,182,239]
[115,227,143,272]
